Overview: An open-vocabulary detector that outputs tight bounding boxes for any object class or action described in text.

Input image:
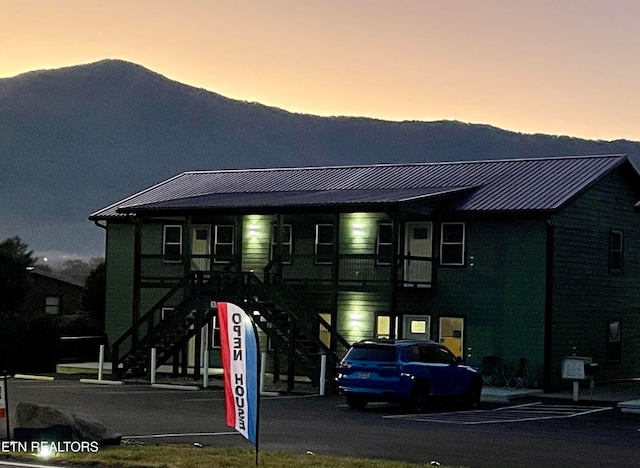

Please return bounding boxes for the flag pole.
[3,372,10,441]
[251,317,261,466]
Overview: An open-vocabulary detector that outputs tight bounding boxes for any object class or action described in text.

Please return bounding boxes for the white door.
[191,225,211,271]
[403,315,431,340]
[404,222,433,285]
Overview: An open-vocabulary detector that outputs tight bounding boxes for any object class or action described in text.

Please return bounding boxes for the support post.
[98,344,105,381]
[319,354,327,396]
[260,352,267,395]
[150,348,157,385]
[202,327,209,389]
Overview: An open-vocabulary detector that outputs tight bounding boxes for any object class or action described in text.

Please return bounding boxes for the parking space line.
[384,402,612,425]
[123,432,238,439]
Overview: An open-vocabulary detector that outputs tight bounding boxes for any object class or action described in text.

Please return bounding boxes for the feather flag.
[217,302,260,447]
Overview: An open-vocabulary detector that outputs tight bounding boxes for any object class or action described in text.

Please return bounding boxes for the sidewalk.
[481,379,640,413]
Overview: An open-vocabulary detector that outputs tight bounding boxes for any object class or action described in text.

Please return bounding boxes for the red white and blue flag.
[217,302,259,446]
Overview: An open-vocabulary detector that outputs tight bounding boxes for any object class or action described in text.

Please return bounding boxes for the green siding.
[241,214,274,279]
[418,218,548,386]
[550,169,640,385]
[104,221,136,346]
[340,213,388,254]
[337,291,391,346]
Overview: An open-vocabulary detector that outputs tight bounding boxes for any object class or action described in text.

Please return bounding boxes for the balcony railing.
[138,253,434,287]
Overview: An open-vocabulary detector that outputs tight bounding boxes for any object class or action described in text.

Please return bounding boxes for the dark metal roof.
[118,187,476,212]
[90,154,632,219]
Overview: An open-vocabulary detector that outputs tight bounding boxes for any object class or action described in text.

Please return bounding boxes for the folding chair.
[505,358,529,389]
[480,355,503,388]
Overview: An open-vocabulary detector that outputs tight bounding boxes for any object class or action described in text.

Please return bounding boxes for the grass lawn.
[2,445,464,467]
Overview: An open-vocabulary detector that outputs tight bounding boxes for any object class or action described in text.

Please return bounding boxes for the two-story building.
[89,154,640,390]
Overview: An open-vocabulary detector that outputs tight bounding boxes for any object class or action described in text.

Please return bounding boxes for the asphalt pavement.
[2,371,640,468]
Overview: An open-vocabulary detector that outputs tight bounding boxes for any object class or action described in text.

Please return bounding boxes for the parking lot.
[3,377,640,468]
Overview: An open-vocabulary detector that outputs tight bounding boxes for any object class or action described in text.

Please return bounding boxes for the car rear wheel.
[463,378,482,408]
[410,380,430,413]
[346,395,368,410]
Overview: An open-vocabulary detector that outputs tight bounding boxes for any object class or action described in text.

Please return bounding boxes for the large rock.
[14,402,121,445]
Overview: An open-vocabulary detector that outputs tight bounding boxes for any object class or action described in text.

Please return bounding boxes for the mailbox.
[561,356,592,380]
[561,356,596,401]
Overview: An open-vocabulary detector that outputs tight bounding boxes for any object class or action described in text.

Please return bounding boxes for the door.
[404,222,433,285]
[191,225,211,271]
[403,315,431,340]
[439,317,464,358]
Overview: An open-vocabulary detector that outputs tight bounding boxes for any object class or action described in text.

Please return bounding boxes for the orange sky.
[2,0,640,141]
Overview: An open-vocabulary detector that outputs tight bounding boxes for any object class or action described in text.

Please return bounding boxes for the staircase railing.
[111,272,208,377]
[247,272,350,354]
[111,268,351,387]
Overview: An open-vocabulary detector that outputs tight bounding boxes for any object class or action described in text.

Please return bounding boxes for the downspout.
[330,213,340,356]
[390,216,400,339]
[543,217,555,391]
[131,216,142,344]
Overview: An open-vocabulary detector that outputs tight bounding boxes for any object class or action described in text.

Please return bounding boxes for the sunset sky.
[3,0,640,141]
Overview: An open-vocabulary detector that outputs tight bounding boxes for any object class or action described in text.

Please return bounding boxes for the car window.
[416,345,455,364]
[417,345,439,363]
[347,345,397,362]
[405,345,420,362]
[435,345,456,364]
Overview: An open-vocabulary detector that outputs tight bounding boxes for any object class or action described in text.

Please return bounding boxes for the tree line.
[0,236,105,373]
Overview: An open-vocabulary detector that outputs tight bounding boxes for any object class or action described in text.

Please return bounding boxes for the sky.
[2,0,640,141]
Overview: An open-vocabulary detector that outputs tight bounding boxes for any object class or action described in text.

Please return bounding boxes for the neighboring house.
[23,270,84,316]
[89,154,640,390]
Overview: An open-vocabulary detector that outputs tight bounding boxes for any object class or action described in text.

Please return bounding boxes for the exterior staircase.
[111,273,214,379]
[111,271,350,391]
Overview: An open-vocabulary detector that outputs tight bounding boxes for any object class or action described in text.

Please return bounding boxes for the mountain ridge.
[1,59,639,259]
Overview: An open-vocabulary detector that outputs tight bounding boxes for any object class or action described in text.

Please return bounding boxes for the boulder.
[14,402,121,445]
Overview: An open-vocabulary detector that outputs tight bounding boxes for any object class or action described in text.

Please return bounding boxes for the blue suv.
[336,339,482,411]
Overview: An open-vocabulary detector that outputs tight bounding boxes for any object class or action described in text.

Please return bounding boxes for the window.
[376,223,393,265]
[440,222,465,266]
[375,314,398,340]
[45,296,61,315]
[161,307,175,320]
[609,230,623,273]
[211,316,221,349]
[214,225,235,263]
[315,224,334,264]
[163,225,183,262]
[607,320,622,363]
[270,224,293,264]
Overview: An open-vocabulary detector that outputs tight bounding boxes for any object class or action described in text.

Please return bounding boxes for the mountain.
[1,59,639,260]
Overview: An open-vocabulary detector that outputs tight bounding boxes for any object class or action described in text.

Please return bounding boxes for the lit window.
[163,225,183,263]
[440,222,465,266]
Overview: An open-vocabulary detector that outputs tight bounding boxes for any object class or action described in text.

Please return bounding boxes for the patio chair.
[480,355,503,388]
[505,358,529,389]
